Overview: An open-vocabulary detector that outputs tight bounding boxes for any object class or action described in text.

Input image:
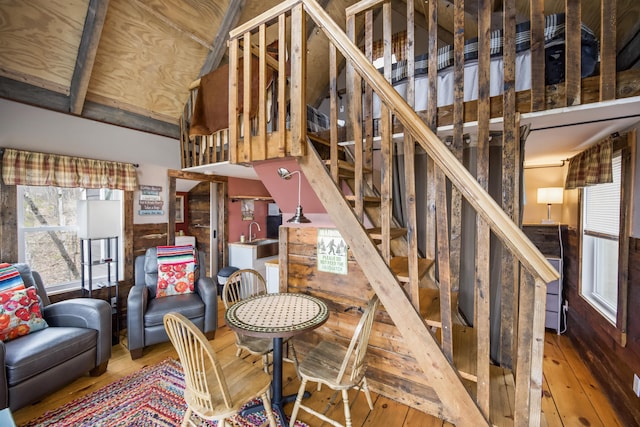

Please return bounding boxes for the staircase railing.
[226,1,559,425]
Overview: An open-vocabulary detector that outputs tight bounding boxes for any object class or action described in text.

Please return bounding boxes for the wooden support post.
[500,0,518,370]
[257,24,267,160]
[290,3,306,157]
[436,167,453,360]
[530,0,545,111]
[243,31,252,163]
[278,14,287,156]
[228,38,239,164]
[600,0,617,100]
[329,43,339,183]
[565,0,582,106]
[476,0,491,417]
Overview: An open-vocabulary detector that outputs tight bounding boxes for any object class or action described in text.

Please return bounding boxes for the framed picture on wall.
[176,195,185,223]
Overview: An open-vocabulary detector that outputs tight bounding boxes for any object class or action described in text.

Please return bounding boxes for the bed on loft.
[365,13,600,120]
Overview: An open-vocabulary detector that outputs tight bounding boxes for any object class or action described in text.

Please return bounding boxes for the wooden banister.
[302,0,558,284]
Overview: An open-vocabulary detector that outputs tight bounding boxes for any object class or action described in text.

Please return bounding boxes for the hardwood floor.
[12,307,623,426]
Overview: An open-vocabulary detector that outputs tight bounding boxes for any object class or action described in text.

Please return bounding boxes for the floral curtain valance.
[564,137,613,189]
[1,148,138,191]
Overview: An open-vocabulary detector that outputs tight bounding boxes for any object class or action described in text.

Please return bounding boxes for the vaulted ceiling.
[1,0,638,140]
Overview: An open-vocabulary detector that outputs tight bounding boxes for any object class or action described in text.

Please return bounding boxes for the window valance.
[564,137,613,189]
[1,148,138,191]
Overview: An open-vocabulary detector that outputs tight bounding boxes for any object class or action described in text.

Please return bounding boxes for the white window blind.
[583,154,621,236]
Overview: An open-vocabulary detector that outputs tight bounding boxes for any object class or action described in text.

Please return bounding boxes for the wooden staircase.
[187,0,563,425]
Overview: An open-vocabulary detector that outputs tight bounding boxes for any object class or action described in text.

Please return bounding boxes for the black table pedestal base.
[239,337,311,427]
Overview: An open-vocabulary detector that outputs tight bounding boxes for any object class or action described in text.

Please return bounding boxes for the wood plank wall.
[281,227,453,421]
[564,230,640,426]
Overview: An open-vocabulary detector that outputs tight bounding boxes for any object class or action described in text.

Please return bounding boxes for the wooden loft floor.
[13,307,623,427]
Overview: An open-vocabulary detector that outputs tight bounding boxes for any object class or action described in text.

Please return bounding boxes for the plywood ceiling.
[0,0,638,164]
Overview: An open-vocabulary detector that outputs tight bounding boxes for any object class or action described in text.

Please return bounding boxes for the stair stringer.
[298,142,488,427]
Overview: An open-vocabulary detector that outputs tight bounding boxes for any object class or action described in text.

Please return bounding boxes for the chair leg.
[361,377,374,410]
[286,341,300,380]
[289,378,308,427]
[235,347,242,357]
[181,407,192,427]
[342,389,353,427]
[261,392,277,427]
[262,354,270,374]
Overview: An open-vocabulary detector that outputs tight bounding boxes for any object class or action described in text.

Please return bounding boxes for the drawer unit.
[545,257,563,334]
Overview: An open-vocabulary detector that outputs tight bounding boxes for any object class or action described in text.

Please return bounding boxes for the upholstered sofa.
[0,264,112,411]
[127,247,217,359]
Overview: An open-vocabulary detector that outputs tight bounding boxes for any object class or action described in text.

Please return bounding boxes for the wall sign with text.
[317,228,348,275]
[139,185,164,215]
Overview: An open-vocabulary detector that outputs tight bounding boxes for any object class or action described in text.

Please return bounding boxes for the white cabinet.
[228,242,277,279]
[545,257,563,334]
[265,259,279,293]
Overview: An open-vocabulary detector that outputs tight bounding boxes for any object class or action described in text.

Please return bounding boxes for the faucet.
[248,221,261,242]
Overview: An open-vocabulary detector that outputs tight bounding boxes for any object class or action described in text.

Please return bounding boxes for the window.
[580,153,621,323]
[17,186,123,293]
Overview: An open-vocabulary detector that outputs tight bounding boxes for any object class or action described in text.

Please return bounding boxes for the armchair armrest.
[126,285,149,353]
[42,299,112,369]
[195,276,218,334]
[0,342,6,410]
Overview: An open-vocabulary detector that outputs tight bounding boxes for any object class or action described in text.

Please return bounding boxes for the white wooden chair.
[289,294,380,427]
[163,312,276,427]
[222,268,297,373]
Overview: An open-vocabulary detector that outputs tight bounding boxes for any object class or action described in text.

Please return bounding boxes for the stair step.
[344,195,381,205]
[366,227,407,242]
[323,160,372,177]
[418,287,459,327]
[452,324,478,382]
[308,133,345,152]
[434,323,478,383]
[390,256,434,283]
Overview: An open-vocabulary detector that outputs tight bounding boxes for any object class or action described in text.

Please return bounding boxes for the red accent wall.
[228,178,271,242]
[253,158,327,216]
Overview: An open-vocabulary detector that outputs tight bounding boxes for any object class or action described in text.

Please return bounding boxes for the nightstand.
[544,257,563,334]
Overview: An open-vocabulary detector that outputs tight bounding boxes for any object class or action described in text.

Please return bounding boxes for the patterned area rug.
[23,358,307,427]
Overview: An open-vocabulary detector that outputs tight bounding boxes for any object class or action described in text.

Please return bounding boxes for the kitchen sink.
[246,239,279,258]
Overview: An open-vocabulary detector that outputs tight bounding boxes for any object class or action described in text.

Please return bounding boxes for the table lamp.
[537,187,564,224]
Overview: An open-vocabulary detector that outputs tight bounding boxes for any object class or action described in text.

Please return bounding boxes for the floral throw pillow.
[0,287,48,342]
[156,245,196,298]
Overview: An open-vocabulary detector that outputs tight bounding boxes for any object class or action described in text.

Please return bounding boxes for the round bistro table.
[225,292,329,426]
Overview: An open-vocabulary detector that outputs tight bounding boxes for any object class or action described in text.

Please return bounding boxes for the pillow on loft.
[156,245,196,298]
[0,286,48,342]
[0,263,26,292]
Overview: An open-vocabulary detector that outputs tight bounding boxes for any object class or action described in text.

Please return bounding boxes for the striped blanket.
[0,263,25,292]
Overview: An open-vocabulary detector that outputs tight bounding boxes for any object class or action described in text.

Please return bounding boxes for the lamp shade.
[77,200,121,239]
[537,187,564,205]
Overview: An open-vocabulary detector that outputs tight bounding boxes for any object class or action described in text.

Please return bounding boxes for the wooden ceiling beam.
[69,0,110,115]
[199,0,247,77]
[0,76,179,139]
